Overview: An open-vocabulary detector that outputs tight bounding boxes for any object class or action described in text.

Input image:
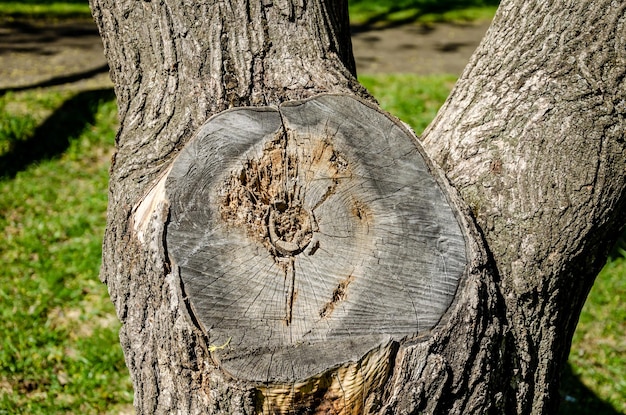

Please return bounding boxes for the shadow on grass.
[351,0,500,32]
[0,18,101,55]
[0,18,109,93]
[608,226,626,262]
[0,88,115,178]
[559,362,622,415]
[0,64,109,96]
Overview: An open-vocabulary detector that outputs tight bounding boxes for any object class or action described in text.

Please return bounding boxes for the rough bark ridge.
[90,0,626,413]
[422,1,626,413]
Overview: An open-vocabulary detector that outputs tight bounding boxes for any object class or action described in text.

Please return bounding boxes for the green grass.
[0,1,91,19]
[348,0,499,26]
[0,0,498,23]
[0,74,622,413]
[565,254,626,414]
[0,89,133,414]
[360,74,457,135]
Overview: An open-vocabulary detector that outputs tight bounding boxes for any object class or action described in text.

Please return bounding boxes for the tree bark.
[421,2,626,413]
[90,0,626,414]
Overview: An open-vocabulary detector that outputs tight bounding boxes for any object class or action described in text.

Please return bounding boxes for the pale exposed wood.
[255,341,397,414]
[132,165,172,243]
[165,94,467,385]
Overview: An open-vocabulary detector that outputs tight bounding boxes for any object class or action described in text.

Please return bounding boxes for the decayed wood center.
[164,95,467,405]
[219,129,352,325]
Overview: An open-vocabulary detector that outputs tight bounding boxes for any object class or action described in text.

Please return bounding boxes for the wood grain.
[165,94,466,383]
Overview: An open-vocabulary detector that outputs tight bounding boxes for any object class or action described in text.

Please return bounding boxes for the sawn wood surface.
[164,94,467,383]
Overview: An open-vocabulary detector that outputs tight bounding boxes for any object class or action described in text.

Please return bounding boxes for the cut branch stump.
[164,94,467,411]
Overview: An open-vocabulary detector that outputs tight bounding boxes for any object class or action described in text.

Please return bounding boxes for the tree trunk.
[90,0,626,414]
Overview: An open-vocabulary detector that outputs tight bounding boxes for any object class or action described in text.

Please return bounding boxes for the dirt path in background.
[0,18,111,91]
[351,21,490,75]
[0,17,491,91]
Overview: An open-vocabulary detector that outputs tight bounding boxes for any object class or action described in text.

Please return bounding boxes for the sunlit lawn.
[0,89,133,414]
[0,1,90,19]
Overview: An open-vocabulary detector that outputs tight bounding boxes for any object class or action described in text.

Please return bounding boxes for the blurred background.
[0,1,623,413]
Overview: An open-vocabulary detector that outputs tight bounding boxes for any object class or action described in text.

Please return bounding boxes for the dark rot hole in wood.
[267,206,313,256]
[218,130,341,259]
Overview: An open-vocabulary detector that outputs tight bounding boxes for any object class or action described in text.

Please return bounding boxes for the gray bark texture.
[89,0,626,414]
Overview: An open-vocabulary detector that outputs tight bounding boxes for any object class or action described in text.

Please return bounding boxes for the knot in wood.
[268,204,313,256]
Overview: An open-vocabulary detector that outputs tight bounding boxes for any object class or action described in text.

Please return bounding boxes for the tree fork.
[90,0,626,413]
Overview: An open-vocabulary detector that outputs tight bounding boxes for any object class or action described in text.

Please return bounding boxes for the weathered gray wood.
[165,94,466,383]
